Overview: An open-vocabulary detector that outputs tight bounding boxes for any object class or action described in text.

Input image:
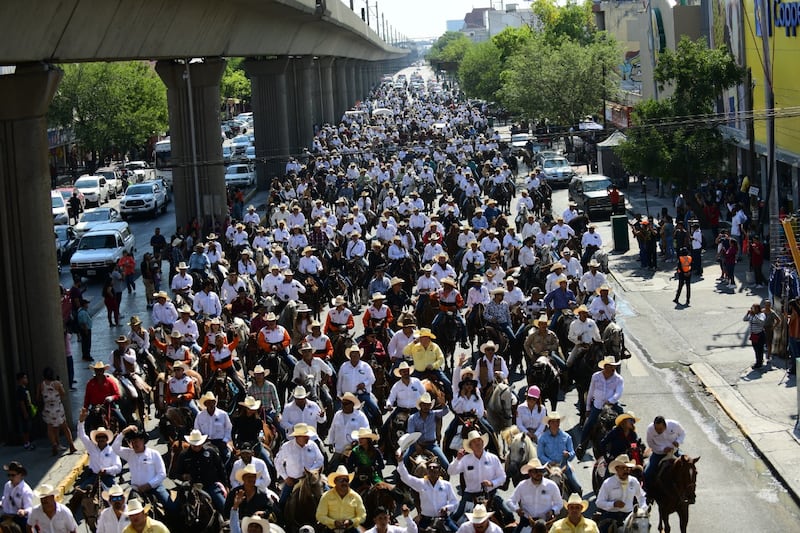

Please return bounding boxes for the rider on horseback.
[165,361,199,415]
[76,409,121,489]
[595,455,646,533]
[174,429,227,513]
[483,288,519,349]
[448,431,506,523]
[396,457,459,532]
[205,332,246,398]
[151,291,178,330]
[599,413,645,470]
[430,278,468,349]
[403,328,453,392]
[507,458,563,532]
[524,315,567,372]
[84,361,127,428]
[151,330,193,371]
[195,391,234,465]
[589,285,616,332]
[363,293,394,342]
[256,312,298,377]
[345,427,386,493]
[576,358,624,460]
[565,305,602,371]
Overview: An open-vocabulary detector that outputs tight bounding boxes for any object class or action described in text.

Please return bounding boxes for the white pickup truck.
[124,161,156,183]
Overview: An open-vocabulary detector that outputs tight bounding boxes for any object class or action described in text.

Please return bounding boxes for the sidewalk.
[611,178,800,503]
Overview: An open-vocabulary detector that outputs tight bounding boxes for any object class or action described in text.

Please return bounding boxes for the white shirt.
[276,279,306,302]
[387,330,415,361]
[194,408,233,442]
[397,462,458,518]
[452,394,484,417]
[299,256,323,275]
[346,239,367,259]
[1,479,33,516]
[579,271,607,294]
[171,272,193,292]
[96,507,130,533]
[27,502,78,533]
[173,318,199,342]
[519,246,537,268]
[193,290,222,317]
[229,457,271,490]
[416,275,441,294]
[337,360,376,396]
[586,371,624,410]
[552,224,575,240]
[516,404,547,437]
[281,400,326,433]
[596,475,646,513]
[261,273,284,295]
[327,409,370,453]
[456,520,503,533]
[522,221,541,240]
[220,279,246,304]
[77,422,123,476]
[293,357,333,386]
[582,231,603,248]
[589,297,616,321]
[364,521,418,533]
[645,419,686,455]
[466,286,490,307]
[112,435,166,489]
[508,477,563,519]
[567,317,601,345]
[152,301,178,326]
[275,439,325,480]
[386,377,425,409]
[447,451,506,493]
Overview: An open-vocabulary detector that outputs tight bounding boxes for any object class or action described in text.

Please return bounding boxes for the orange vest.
[679,255,692,273]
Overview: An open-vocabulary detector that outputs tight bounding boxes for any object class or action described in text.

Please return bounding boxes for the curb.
[54,453,88,499]
[690,362,800,505]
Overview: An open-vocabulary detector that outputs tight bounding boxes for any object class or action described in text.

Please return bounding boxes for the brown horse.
[284,468,324,533]
[361,481,398,529]
[651,455,699,533]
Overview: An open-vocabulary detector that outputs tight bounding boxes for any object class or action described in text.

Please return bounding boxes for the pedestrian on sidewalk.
[77,297,94,362]
[749,235,767,287]
[661,215,676,262]
[141,252,157,308]
[103,275,120,327]
[118,249,136,294]
[37,367,77,456]
[744,303,767,369]
[16,372,36,450]
[762,300,781,362]
[724,239,738,289]
[690,223,703,277]
[673,248,692,306]
[785,298,800,375]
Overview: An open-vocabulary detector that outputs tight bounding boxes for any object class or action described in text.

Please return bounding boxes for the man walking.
[673,247,692,306]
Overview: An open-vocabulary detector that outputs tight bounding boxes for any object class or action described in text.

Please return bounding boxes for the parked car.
[539,156,575,187]
[95,167,123,198]
[70,222,136,279]
[534,150,563,168]
[222,143,235,164]
[74,207,122,237]
[119,181,168,219]
[510,133,532,155]
[245,146,256,162]
[54,224,79,264]
[225,164,255,187]
[74,175,109,207]
[51,191,69,225]
[230,135,251,155]
[124,161,156,183]
[568,174,626,218]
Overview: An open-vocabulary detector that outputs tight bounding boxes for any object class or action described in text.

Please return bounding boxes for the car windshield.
[511,135,529,142]
[543,158,568,169]
[97,171,115,180]
[78,234,116,250]
[583,179,612,192]
[227,166,248,174]
[80,211,109,222]
[75,178,98,189]
[52,196,65,208]
[126,185,151,195]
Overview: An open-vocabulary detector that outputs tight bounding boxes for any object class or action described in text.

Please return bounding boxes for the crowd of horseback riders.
[4,72,700,533]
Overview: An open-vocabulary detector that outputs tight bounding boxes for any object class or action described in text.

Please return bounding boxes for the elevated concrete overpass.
[0,0,409,431]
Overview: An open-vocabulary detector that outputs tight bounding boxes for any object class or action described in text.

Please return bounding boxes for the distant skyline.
[363,0,532,40]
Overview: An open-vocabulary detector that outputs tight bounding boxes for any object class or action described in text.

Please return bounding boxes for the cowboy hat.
[543,412,562,424]
[124,498,151,516]
[587,259,601,268]
[249,364,270,377]
[3,461,27,476]
[397,316,416,328]
[199,391,217,407]
[153,291,170,300]
[393,361,415,377]
[293,386,308,400]
[460,366,475,377]
[264,312,278,321]
[169,330,183,340]
[532,315,548,328]
[609,454,636,470]
[33,484,60,500]
[563,493,589,512]
[421,264,433,272]
[239,396,262,411]
[172,361,186,370]
[339,392,362,409]
[307,320,322,332]
[351,427,379,441]
[398,432,422,454]
[347,346,362,357]
[615,412,640,427]
[520,458,548,474]
[234,463,261,483]
[390,277,405,286]
[526,385,541,399]
[470,275,483,283]
[185,429,208,446]
[207,233,218,240]
[129,316,142,326]
[177,262,189,270]
[241,516,272,533]
[440,277,457,287]
[463,430,490,451]
[90,426,113,442]
[480,340,498,353]
[414,327,436,339]
[465,504,494,524]
[115,335,128,344]
[371,292,386,301]
[289,423,316,438]
[416,392,434,408]
[575,305,589,314]
[101,484,127,502]
[597,357,621,369]
[326,465,355,486]
[178,304,194,315]
[595,284,612,295]
[549,263,565,272]
[302,246,315,254]
[490,287,505,296]
[555,274,568,284]
[89,361,110,370]
[332,295,346,307]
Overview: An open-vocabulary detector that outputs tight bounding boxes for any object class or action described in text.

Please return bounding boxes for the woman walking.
[744,303,767,369]
[38,367,77,456]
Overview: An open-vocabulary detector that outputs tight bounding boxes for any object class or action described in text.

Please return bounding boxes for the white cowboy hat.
[234,463,261,483]
[199,391,218,407]
[609,453,636,471]
[595,284,612,295]
[549,263,565,272]
[465,504,494,524]
[398,432,422,454]
[332,295,346,306]
[587,259,601,267]
[416,392,434,408]
[575,305,589,314]
[339,392,362,409]
[242,516,272,532]
[124,498,151,516]
[101,484,127,502]
[289,423,316,438]
[520,458,548,474]
[463,430,489,451]
[543,412,562,424]
[33,484,60,499]
[440,277,457,287]
[239,396,262,411]
[89,426,113,442]
[393,361,415,377]
[351,427,380,441]
[480,340,498,353]
[564,493,590,512]
[371,292,386,302]
[347,346,362,357]
[249,365,270,377]
[293,386,308,400]
[185,429,208,446]
[177,262,189,270]
[597,357,621,369]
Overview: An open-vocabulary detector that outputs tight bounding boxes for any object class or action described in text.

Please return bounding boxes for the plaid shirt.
[247,381,281,413]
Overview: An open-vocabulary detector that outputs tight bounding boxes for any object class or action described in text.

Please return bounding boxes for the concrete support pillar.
[0,64,68,433]
[334,58,350,119]
[346,60,358,108]
[156,59,227,232]
[318,57,336,126]
[354,61,364,102]
[244,57,292,184]
[291,56,319,154]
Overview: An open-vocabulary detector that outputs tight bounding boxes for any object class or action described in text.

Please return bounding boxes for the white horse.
[612,504,652,533]
[485,380,517,432]
[500,426,537,486]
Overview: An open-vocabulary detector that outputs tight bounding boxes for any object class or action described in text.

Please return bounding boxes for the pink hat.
[526,386,541,399]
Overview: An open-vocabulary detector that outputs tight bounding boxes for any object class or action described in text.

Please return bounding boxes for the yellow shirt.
[403,341,445,371]
[549,516,600,533]
[122,517,171,533]
[315,488,366,529]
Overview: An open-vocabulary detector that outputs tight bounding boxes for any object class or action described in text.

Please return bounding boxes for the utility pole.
[759,0,777,242]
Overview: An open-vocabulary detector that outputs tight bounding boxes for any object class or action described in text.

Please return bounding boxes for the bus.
[154,138,172,187]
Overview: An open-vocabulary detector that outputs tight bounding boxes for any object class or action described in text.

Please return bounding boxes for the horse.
[443,413,500,461]
[500,427,537,487]
[360,481,398,529]
[572,342,607,421]
[158,405,194,444]
[526,356,560,412]
[431,311,460,372]
[73,476,103,533]
[544,464,569,499]
[169,481,222,533]
[602,322,631,361]
[588,403,623,460]
[380,408,412,464]
[302,374,333,440]
[299,275,325,321]
[284,468,324,532]
[651,455,699,533]
[605,504,652,533]
[484,380,516,433]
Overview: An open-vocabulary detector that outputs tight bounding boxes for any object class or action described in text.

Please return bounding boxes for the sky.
[354,0,524,40]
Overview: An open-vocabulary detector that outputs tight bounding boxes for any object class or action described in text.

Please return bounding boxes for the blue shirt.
[368,276,391,297]
[543,288,576,311]
[537,429,575,467]
[188,252,210,271]
[407,407,448,444]
[485,206,501,224]
[471,216,488,230]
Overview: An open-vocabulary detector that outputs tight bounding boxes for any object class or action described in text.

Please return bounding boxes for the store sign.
[755,0,800,37]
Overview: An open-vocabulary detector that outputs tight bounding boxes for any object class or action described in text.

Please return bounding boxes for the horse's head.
[624,504,652,532]
[675,456,699,505]
[506,432,534,475]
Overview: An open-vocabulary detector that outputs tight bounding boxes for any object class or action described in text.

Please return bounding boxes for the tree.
[221,57,251,105]
[49,62,168,160]
[532,0,595,46]
[459,41,503,101]
[427,32,472,75]
[491,26,534,63]
[616,37,746,188]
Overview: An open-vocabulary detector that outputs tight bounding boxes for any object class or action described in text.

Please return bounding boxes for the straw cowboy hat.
[177,262,189,270]
[520,458,548,474]
[609,454,636,471]
[543,412,562,424]
[241,516,271,532]
[264,312,278,321]
[575,305,589,314]
[293,386,308,400]
[490,287,505,296]
[465,504,494,524]
[234,463,261,483]
[169,330,183,340]
[555,274,568,284]
[470,274,483,283]
[289,423,317,438]
[339,392,362,408]
[199,391,218,407]
[390,277,405,286]
[393,361,415,377]
[326,465,355,487]
[595,284,612,295]
[463,430,490,451]
[115,335,129,344]
[129,316,142,326]
[597,357,621,369]
[532,315,549,328]
[564,493,590,512]
[332,295,346,306]
[615,412,640,427]
[416,392,434,408]
[89,426,113,442]
[415,327,436,339]
[397,316,416,328]
[351,427,379,441]
[398,432,421,454]
[480,340,498,353]
[33,484,60,500]
[549,263,564,272]
[179,304,194,315]
[371,292,386,302]
[89,361,110,370]
[153,291,170,300]
[347,346,362,357]
[239,396,262,411]
[249,364,270,377]
[124,498,151,516]
[101,484,127,502]
[587,259,601,268]
[185,429,208,446]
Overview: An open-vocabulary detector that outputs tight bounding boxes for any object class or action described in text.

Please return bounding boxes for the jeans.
[644,452,667,487]
[403,442,449,471]
[419,515,458,532]
[675,272,691,303]
[491,322,518,345]
[78,472,116,491]
[549,310,564,331]
[203,482,226,513]
[432,312,467,343]
[125,274,136,293]
[148,484,176,513]
[452,490,496,523]
[80,329,92,359]
[210,439,231,467]
[599,511,629,533]
[580,406,602,447]
[357,391,382,428]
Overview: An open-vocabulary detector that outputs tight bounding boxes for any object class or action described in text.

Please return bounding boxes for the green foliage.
[532,0,595,45]
[459,41,503,101]
[427,32,473,73]
[616,38,746,187]
[49,62,167,157]
[221,59,251,104]
[491,26,534,63]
